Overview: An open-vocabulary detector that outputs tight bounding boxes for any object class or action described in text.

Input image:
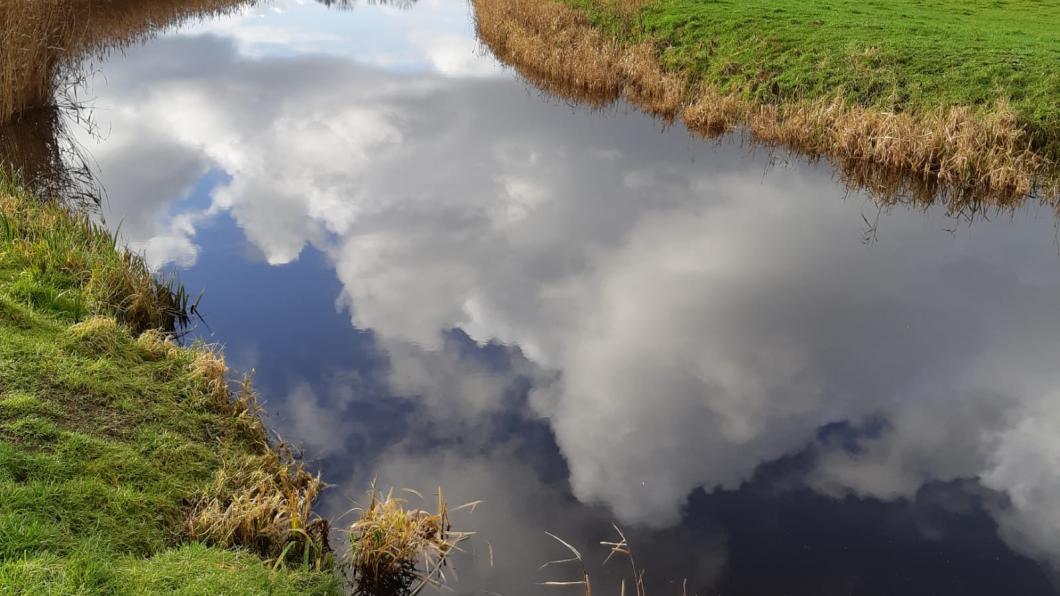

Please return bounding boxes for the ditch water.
[12,0,1060,593]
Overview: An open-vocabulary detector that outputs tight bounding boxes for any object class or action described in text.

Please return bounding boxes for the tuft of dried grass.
[136,328,177,361]
[189,345,229,405]
[61,315,128,356]
[185,345,268,442]
[181,341,331,572]
[183,444,331,570]
[344,485,477,595]
[181,345,328,566]
[472,0,1058,208]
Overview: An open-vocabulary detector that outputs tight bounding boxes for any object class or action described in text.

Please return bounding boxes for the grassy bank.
[0,176,338,594]
[473,0,1059,205]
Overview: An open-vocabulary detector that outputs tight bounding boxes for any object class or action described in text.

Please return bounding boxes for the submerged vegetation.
[541,526,657,596]
[472,0,1060,207]
[0,175,336,593]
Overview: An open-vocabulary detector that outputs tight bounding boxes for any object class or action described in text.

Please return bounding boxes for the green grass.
[0,180,338,594]
[568,0,1060,156]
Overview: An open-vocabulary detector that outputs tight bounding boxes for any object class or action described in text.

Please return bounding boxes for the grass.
[0,173,477,594]
[0,175,338,594]
[579,0,1058,145]
[0,171,190,334]
[473,0,1060,206]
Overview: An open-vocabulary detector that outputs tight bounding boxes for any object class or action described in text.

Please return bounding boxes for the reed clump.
[472,0,1058,207]
[0,0,71,124]
[472,0,624,107]
[344,486,475,595]
[183,446,331,569]
[0,0,252,124]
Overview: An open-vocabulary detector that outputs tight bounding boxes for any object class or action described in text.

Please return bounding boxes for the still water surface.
[39,0,1060,593]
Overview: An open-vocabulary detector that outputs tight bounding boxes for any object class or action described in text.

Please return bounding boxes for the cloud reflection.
[77,5,1060,586]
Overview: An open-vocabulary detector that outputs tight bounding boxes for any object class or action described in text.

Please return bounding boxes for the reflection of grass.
[473,0,1059,204]
[0,0,250,124]
[0,101,107,210]
[0,178,337,593]
[345,486,476,595]
[541,526,654,596]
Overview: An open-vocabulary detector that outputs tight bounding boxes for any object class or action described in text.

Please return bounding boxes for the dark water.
[26,0,1060,593]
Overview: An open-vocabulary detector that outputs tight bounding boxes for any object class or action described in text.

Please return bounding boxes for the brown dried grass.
[472,0,1058,208]
[472,0,623,107]
[184,446,330,568]
[136,327,178,360]
[0,0,70,126]
[0,0,252,123]
[344,485,476,595]
[182,347,331,570]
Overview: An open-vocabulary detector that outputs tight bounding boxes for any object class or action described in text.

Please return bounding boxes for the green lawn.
[571,0,1060,155]
[0,181,338,594]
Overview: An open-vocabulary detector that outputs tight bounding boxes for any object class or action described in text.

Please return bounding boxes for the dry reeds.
[540,532,594,594]
[1,0,253,205]
[344,485,476,595]
[0,0,253,124]
[472,0,624,107]
[0,0,71,124]
[472,0,1058,208]
[185,346,270,444]
[183,445,331,569]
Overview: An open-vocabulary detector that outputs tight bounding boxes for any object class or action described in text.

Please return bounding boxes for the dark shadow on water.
[0,104,102,209]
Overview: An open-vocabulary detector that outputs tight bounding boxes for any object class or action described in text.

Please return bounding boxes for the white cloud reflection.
[78,7,1060,579]
[178,0,502,75]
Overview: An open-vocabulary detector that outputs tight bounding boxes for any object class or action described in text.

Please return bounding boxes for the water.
[19,0,1060,593]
